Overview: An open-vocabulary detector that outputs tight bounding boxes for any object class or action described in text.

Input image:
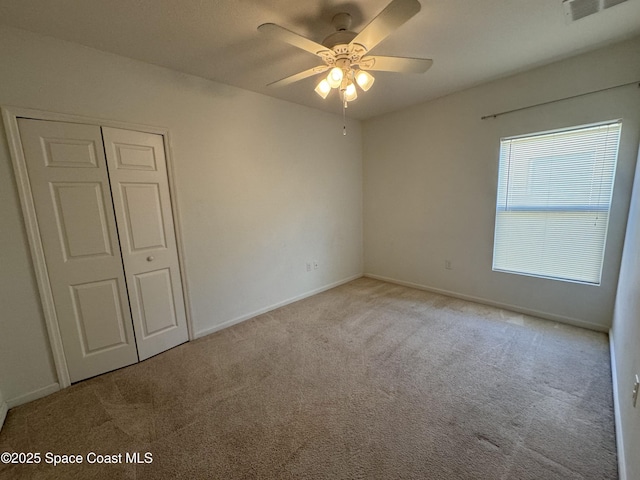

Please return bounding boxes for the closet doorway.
[4,108,192,386]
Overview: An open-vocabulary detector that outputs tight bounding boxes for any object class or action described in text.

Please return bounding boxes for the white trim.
[2,106,171,136]
[0,390,8,432]
[363,273,609,332]
[163,131,194,341]
[1,105,196,387]
[6,383,60,409]
[609,331,627,480]
[195,274,363,338]
[2,108,71,388]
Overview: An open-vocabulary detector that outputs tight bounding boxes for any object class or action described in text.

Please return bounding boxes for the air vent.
[563,0,628,22]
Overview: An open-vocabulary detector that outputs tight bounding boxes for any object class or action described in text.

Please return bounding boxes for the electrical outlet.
[306,262,312,272]
[633,374,639,408]
[444,259,452,270]
[313,260,319,270]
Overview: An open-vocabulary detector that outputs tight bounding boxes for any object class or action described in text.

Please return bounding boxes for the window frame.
[491,120,622,285]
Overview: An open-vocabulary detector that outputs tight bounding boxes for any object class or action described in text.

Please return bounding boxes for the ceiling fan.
[257,0,432,106]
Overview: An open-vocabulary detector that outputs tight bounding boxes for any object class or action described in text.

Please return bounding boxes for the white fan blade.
[349,0,421,53]
[359,56,432,73]
[267,65,330,87]
[258,23,333,59]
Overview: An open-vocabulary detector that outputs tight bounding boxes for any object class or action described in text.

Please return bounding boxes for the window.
[492,121,622,284]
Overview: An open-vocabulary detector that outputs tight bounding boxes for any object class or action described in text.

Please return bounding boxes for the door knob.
[146,256,154,262]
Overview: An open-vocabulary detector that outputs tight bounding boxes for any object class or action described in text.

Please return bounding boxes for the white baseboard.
[609,331,627,480]
[6,383,60,409]
[0,391,7,432]
[195,274,363,339]
[364,273,608,332]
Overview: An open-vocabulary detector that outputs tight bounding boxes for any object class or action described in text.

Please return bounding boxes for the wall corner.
[0,388,8,432]
[609,329,627,480]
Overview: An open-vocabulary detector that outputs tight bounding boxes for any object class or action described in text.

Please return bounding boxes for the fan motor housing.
[322,30,358,49]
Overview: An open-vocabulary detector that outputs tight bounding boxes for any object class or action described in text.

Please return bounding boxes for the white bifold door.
[102,127,188,360]
[19,119,188,383]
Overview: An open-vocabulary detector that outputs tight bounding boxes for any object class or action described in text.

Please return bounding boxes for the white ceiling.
[1,0,639,119]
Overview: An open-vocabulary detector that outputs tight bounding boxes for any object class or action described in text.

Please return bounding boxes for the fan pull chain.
[342,94,347,136]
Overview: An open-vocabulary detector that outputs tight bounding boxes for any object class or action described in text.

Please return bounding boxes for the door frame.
[2,106,195,388]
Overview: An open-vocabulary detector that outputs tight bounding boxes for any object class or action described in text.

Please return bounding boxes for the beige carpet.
[0,278,617,479]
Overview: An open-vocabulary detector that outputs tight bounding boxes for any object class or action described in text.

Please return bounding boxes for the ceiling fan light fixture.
[258,0,433,128]
[314,79,331,99]
[355,70,375,91]
[327,67,344,88]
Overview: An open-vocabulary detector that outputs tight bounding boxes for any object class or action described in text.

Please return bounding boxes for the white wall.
[363,36,640,330]
[0,27,363,404]
[611,145,640,480]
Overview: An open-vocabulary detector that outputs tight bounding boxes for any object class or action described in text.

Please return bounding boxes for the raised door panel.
[133,269,178,337]
[102,126,188,360]
[50,182,113,260]
[18,119,139,383]
[113,143,157,171]
[119,183,167,252]
[71,279,130,354]
[43,138,99,168]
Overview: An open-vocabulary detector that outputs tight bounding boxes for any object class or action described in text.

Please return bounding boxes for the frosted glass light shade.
[344,82,357,101]
[355,70,375,91]
[327,67,344,88]
[314,79,331,99]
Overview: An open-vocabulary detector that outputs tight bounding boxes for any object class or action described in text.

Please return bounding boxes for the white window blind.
[492,121,621,284]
